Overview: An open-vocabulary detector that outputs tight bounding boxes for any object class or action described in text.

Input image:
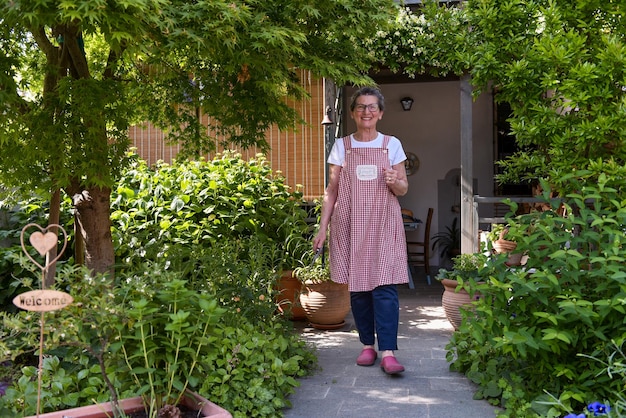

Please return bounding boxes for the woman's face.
[352,94,383,130]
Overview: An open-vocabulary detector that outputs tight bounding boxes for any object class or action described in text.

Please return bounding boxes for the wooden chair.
[406,208,434,285]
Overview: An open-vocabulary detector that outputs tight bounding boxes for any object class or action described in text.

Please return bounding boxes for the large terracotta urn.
[441,278,482,330]
[299,281,350,330]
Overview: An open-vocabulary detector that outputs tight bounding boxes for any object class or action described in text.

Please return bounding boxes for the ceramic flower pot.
[299,281,350,330]
[275,270,307,320]
[27,390,232,418]
[493,239,523,266]
[492,229,523,266]
[441,278,482,330]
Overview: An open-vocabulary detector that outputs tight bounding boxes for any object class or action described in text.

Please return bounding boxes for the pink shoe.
[380,356,405,374]
[356,348,377,366]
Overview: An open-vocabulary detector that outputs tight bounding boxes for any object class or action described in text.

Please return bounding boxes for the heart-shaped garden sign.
[20,223,68,271]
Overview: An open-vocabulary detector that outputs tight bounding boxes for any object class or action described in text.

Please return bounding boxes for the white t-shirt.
[327,133,407,167]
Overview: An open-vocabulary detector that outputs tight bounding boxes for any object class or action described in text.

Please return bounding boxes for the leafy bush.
[111,151,310,272]
[448,171,626,417]
[0,152,317,416]
[0,259,316,417]
[158,237,282,326]
[0,354,110,416]
[200,321,316,418]
[111,271,226,418]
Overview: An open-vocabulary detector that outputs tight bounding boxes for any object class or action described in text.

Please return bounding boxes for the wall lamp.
[321,106,333,125]
[400,97,414,112]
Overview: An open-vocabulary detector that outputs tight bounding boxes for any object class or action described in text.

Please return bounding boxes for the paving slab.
[283,278,501,418]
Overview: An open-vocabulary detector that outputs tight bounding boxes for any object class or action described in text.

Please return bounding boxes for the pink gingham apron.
[329,135,409,292]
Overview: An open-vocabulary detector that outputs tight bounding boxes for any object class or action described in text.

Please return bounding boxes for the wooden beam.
[460,74,475,253]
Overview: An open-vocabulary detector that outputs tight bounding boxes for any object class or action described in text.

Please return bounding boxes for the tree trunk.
[44,188,61,288]
[68,184,115,277]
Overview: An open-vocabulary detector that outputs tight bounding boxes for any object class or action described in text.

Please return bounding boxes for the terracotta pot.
[299,281,350,330]
[493,239,522,266]
[492,229,522,266]
[493,239,516,253]
[27,390,232,418]
[441,279,482,330]
[275,270,307,320]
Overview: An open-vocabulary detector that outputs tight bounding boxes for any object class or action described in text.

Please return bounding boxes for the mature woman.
[312,86,409,374]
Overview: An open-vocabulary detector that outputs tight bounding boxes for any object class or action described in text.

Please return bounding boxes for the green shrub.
[159,237,282,326]
[448,170,626,417]
[0,153,317,416]
[0,354,110,417]
[0,260,316,417]
[111,151,310,273]
[200,320,316,418]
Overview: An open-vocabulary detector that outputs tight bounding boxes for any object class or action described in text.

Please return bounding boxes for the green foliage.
[431,217,460,258]
[0,258,316,417]
[0,154,318,417]
[374,1,626,194]
[200,321,316,418]
[111,152,310,273]
[0,0,396,191]
[464,0,626,188]
[293,254,331,283]
[436,253,488,283]
[0,355,110,417]
[368,2,471,77]
[447,173,626,416]
[111,273,226,418]
[164,239,282,325]
[0,265,131,416]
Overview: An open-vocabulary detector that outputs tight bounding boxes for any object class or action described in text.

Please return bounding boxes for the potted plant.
[436,253,487,330]
[274,231,309,321]
[273,204,314,320]
[488,224,523,266]
[294,251,350,330]
[431,217,461,261]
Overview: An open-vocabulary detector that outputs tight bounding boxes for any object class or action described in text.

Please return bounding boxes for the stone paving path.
[282,281,500,418]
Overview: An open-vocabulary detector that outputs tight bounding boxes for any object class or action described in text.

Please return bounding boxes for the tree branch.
[103,45,125,80]
[31,25,56,60]
[63,25,90,79]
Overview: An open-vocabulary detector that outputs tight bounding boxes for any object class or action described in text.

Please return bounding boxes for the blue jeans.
[350,285,399,351]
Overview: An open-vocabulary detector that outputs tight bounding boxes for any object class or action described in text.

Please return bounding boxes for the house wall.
[344,82,494,267]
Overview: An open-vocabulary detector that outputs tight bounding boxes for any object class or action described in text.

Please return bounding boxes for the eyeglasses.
[354,103,380,113]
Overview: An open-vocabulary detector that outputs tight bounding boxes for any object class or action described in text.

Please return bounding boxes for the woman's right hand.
[312,230,326,253]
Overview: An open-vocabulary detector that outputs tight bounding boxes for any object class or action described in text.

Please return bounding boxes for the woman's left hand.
[383,165,408,196]
[383,167,398,185]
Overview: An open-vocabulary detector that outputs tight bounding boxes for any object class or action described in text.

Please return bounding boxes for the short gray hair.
[350,87,385,111]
